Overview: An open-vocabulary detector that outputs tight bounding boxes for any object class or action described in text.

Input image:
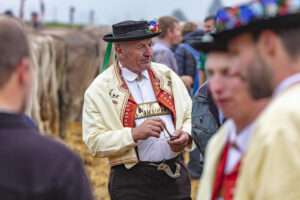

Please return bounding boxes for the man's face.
[117,38,153,73]
[170,22,182,45]
[228,33,273,99]
[31,14,37,22]
[207,51,255,120]
[204,19,214,34]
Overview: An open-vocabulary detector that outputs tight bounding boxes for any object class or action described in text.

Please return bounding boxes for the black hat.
[190,31,227,53]
[213,0,300,42]
[103,20,161,42]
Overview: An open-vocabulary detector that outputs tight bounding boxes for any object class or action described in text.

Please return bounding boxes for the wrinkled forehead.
[118,38,153,48]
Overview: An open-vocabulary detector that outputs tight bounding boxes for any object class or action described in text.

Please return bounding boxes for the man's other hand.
[167,130,192,152]
[131,117,166,142]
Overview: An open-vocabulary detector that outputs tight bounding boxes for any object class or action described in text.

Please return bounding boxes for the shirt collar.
[218,108,224,125]
[273,72,300,96]
[226,119,256,154]
[119,61,149,82]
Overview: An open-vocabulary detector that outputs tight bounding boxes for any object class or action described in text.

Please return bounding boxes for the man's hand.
[167,130,192,152]
[181,75,194,89]
[131,117,166,142]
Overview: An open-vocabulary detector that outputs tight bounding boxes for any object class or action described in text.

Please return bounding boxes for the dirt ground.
[63,121,199,200]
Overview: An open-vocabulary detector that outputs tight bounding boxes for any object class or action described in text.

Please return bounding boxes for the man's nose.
[144,46,153,57]
[209,76,225,95]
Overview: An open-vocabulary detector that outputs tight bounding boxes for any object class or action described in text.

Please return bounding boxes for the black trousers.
[108,159,191,200]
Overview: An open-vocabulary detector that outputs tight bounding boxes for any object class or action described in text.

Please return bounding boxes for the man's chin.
[142,63,151,70]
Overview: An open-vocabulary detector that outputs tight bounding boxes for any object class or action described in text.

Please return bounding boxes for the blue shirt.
[153,40,179,74]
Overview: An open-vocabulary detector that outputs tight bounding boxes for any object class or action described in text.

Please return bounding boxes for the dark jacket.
[172,43,197,77]
[0,113,93,200]
[191,82,221,154]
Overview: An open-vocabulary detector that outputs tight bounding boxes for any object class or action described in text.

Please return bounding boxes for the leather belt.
[139,156,181,179]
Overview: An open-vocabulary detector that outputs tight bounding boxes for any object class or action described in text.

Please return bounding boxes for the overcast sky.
[0,0,250,25]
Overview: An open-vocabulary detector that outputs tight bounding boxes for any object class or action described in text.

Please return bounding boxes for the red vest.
[212,142,242,200]
[120,68,176,128]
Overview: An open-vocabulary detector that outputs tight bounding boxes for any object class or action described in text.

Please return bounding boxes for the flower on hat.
[288,0,300,13]
[240,5,255,24]
[147,19,160,33]
[215,0,300,32]
[264,1,279,17]
[249,2,265,17]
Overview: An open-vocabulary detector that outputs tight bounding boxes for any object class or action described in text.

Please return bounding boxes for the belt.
[139,156,181,179]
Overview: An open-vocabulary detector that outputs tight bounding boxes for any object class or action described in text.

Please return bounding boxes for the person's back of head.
[0,16,31,112]
[181,21,198,37]
[4,10,14,18]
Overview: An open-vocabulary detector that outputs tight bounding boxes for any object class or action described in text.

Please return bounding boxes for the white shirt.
[273,72,300,96]
[224,119,255,174]
[218,108,224,125]
[120,63,177,162]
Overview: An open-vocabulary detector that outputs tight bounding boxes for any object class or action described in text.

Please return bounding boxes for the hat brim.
[214,13,300,43]
[190,41,227,54]
[103,32,161,42]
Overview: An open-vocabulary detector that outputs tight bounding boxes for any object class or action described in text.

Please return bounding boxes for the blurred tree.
[208,0,223,16]
[172,9,187,21]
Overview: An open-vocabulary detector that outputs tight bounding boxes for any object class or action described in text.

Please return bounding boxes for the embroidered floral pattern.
[109,89,120,105]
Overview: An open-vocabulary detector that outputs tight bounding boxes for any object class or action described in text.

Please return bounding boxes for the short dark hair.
[204,15,214,22]
[252,26,300,60]
[275,27,300,60]
[31,12,38,17]
[4,10,14,17]
[158,16,178,38]
[0,16,30,88]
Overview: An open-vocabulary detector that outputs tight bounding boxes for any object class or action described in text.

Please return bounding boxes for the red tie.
[212,141,231,200]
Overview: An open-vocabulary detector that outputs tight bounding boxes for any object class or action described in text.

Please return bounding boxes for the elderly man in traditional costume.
[211,0,300,199]
[82,20,194,200]
[192,33,269,200]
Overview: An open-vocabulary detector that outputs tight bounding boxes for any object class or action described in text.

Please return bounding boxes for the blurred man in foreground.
[195,34,268,200]
[0,16,93,200]
[213,0,300,199]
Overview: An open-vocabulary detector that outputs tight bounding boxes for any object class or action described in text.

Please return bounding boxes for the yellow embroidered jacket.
[235,84,300,200]
[82,62,193,169]
[196,120,229,200]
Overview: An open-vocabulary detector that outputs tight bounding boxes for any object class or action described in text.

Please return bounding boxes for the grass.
[44,22,82,29]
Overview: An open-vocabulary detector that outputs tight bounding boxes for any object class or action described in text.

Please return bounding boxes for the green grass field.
[44,22,82,29]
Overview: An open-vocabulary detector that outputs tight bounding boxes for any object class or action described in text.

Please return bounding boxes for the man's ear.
[258,30,278,58]
[115,44,125,60]
[17,57,31,85]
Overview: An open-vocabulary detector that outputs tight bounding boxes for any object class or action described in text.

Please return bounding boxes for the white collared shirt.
[120,62,177,162]
[218,108,224,125]
[224,119,255,174]
[273,72,300,96]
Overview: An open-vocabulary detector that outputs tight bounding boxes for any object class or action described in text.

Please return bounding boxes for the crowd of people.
[1,0,300,199]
